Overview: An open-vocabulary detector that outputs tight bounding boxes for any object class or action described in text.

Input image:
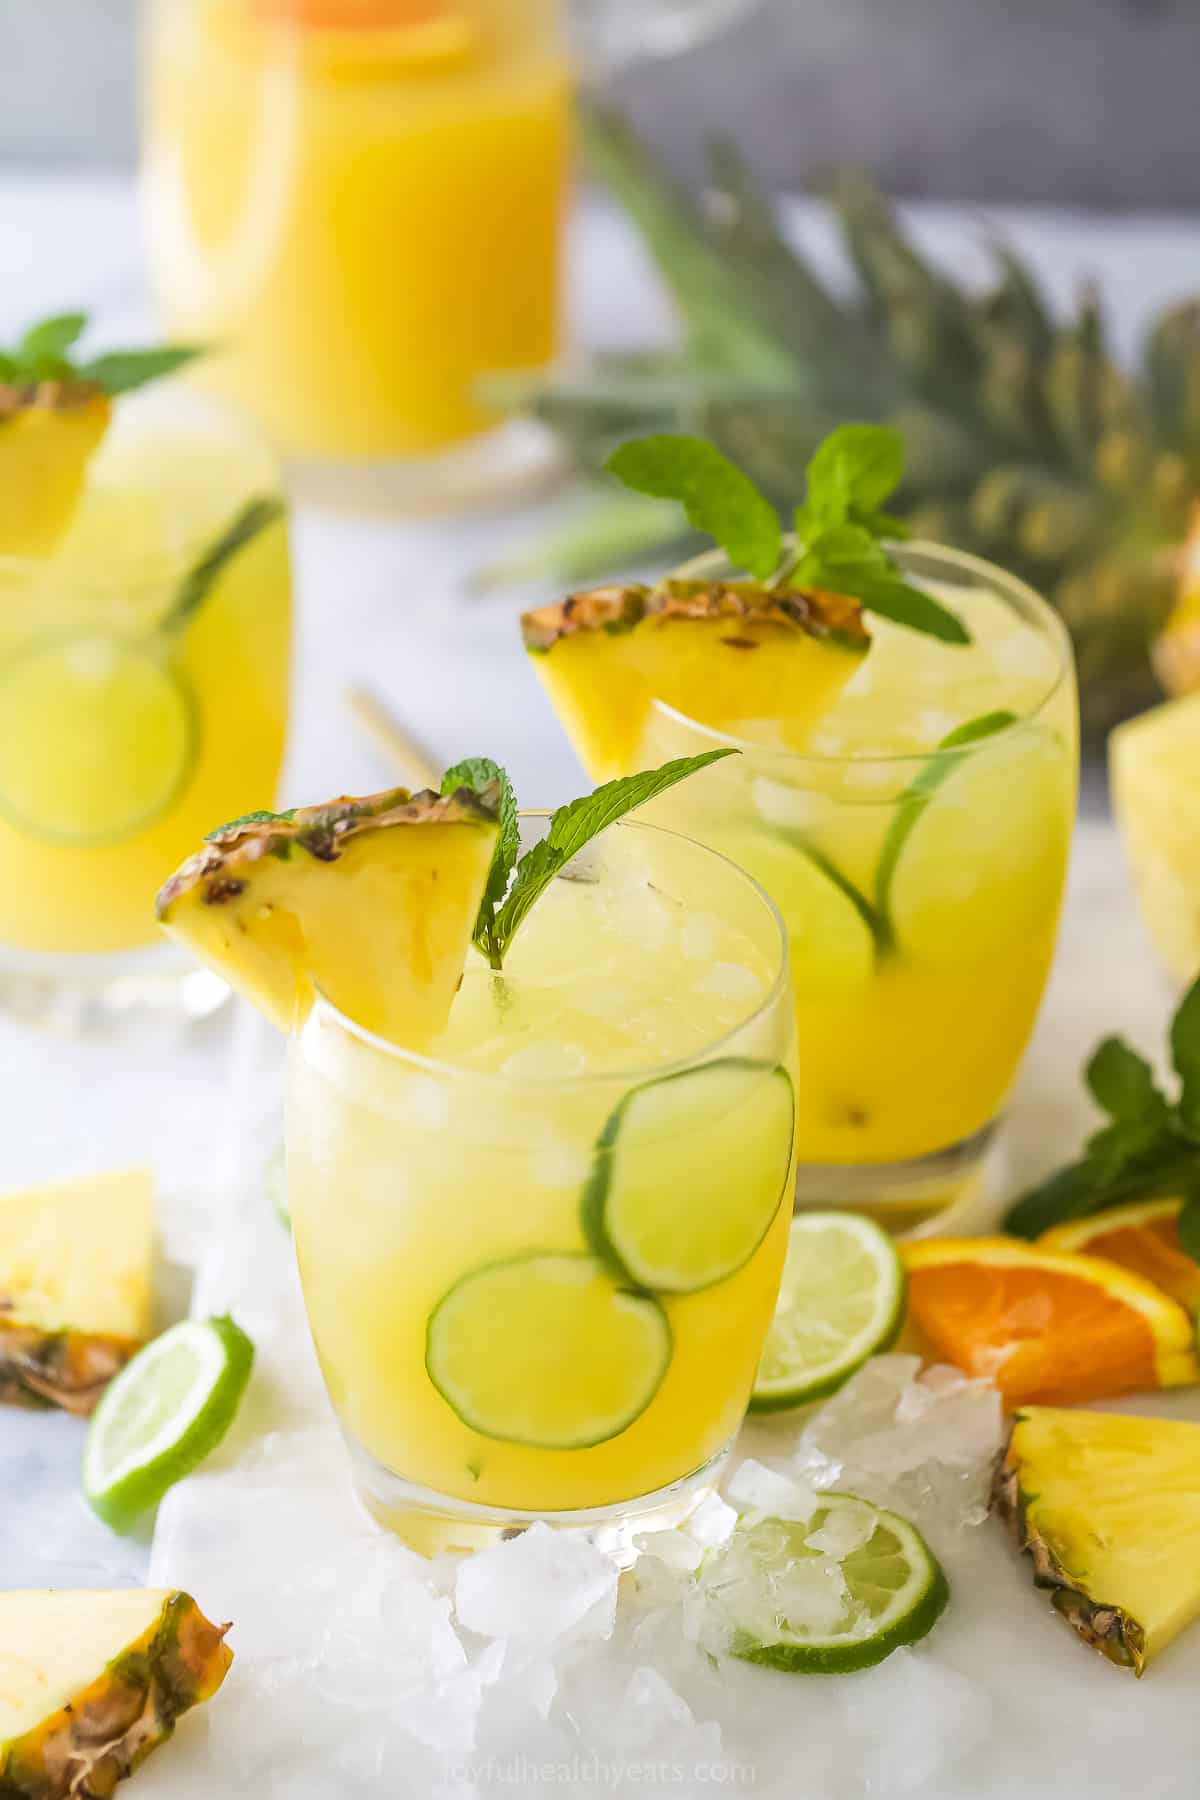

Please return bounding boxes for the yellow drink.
[287,818,797,1542]
[143,0,571,465]
[0,390,290,970]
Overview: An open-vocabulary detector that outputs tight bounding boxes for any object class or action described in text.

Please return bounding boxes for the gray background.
[2,0,1199,205]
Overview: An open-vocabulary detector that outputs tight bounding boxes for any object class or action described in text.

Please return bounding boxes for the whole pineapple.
[492,106,1200,740]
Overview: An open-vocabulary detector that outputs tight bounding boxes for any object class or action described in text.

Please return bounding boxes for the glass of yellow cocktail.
[0,384,291,1028]
[285,815,796,1552]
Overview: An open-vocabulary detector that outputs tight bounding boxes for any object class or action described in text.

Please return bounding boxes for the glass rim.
[658,536,1074,769]
[303,813,793,1092]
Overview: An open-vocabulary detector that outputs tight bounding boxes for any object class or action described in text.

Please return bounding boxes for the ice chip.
[804,1497,876,1558]
[769,1554,851,1640]
[680,911,720,962]
[453,1523,618,1648]
[500,1040,587,1080]
[726,1457,819,1521]
[697,960,761,1003]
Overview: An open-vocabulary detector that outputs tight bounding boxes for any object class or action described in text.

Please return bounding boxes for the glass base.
[285,417,566,518]
[794,1122,1001,1238]
[347,1435,731,1564]
[0,939,229,1038]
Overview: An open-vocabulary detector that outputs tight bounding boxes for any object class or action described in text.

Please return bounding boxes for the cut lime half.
[583,1060,795,1295]
[701,1497,949,1674]
[83,1315,254,1534]
[0,637,198,846]
[426,1252,671,1449]
[751,1211,905,1411]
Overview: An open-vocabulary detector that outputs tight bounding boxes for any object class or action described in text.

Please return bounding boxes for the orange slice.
[903,1236,1200,1407]
[1040,1198,1200,1314]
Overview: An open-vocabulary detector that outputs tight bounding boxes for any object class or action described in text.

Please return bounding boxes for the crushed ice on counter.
[725,1456,819,1521]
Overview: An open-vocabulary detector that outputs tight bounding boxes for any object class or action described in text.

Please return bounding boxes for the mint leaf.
[607,435,781,581]
[1178,1187,1200,1263]
[805,423,905,517]
[441,757,518,970]
[18,311,88,375]
[492,750,737,963]
[77,345,204,397]
[1171,976,1200,1137]
[831,571,970,645]
[1086,1037,1169,1125]
[205,807,296,840]
[164,497,286,633]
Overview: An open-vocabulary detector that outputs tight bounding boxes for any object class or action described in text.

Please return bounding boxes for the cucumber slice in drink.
[583,1059,795,1295]
[425,1252,671,1449]
[708,826,878,993]
[751,1211,905,1411]
[83,1316,254,1534]
[700,1497,949,1674]
[0,638,198,846]
[876,711,1068,962]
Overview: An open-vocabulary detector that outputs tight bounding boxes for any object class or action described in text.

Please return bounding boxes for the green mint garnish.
[1004,973,1200,1247]
[204,807,297,840]
[477,750,737,971]
[0,310,204,396]
[606,423,968,645]
[441,757,519,969]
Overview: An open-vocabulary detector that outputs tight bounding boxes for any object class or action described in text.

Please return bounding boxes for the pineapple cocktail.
[159,765,797,1546]
[525,429,1078,1222]
[0,320,290,1021]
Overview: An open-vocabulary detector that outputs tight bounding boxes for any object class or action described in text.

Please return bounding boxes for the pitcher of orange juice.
[142,0,572,508]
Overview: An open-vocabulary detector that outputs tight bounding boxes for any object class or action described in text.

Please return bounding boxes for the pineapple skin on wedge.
[0,384,111,557]
[0,1589,231,1799]
[522,579,869,781]
[0,1170,153,1416]
[1110,691,1200,984]
[157,785,499,1046]
[995,1406,1200,1674]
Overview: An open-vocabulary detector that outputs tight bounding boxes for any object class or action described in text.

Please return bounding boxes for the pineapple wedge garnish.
[0,1589,231,1798]
[0,383,111,557]
[995,1406,1200,1674]
[156,784,500,1045]
[1110,691,1200,983]
[522,579,869,782]
[1155,502,1200,697]
[0,1170,154,1415]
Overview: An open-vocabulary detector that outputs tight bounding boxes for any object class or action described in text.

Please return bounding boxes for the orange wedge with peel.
[903,1236,1200,1407]
[1040,1198,1200,1314]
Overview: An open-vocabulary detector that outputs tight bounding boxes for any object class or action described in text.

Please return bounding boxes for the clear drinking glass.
[0,385,291,1031]
[286,815,797,1554]
[630,542,1079,1230]
[141,0,574,511]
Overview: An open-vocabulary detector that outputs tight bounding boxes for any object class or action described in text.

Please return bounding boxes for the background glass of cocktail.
[606,542,1079,1228]
[286,814,796,1554]
[0,386,291,1029]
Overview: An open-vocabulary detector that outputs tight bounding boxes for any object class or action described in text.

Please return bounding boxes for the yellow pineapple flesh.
[0,1589,231,1799]
[156,785,500,1046]
[1155,503,1200,697]
[522,579,869,781]
[995,1405,1200,1674]
[0,384,111,557]
[0,1169,154,1416]
[1110,691,1200,983]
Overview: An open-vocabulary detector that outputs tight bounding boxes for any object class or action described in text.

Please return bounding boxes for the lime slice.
[583,1060,795,1295]
[875,711,1069,962]
[708,827,878,994]
[701,1496,949,1674]
[0,638,198,846]
[425,1253,670,1449]
[751,1212,905,1411]
[83,1316,254,1534]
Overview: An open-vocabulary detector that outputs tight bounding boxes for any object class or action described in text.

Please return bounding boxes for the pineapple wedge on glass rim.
[0,381,111,557]
[995,1405,1200,1674]
[0,1589,231,1799]
[156,783,500,1046]
[521,577,869,782]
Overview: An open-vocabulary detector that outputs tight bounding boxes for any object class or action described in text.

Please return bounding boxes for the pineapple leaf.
[441,757,518,970]
[607,435,781,581]
[1171,975,1200,1138]
[491,750,737,966]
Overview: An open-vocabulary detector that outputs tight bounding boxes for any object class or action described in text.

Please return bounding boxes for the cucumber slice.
[0,638,198,846]
[700,1496,949,1674]
[876,711,1068,962]
[708,826,878,993]
[425,1252,671,1449]
[83,1315,254,1534]
[751,1211,905,1411]
[584,1059,795,1295]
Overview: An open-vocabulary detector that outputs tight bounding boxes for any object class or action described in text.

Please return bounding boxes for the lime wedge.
[700,1496,949,1673]
[751,1211,905,1411]
[583,1060,795,1295]
[83,1316,254,1534]
[426,1253,670,1449]
[0,638,198,846]
[708,827,878,993]
[875,711,1069,962]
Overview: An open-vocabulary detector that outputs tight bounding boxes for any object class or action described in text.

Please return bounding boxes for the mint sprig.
[1004,974,1200,1249]
[441,757,519,969]
[482,750,736,970]
[606,424,969,645]
[0,310,203,396]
